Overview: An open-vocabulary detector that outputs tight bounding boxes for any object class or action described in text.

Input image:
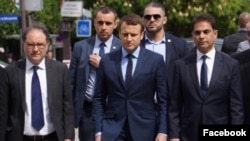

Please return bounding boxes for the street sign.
[76,20,92,37]
[82,8,92,18]
[0,14,19,23]
[24,0,43,11]
[61,1,83,17]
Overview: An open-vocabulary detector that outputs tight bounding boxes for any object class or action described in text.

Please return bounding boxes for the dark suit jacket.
[69,36,121,127]
[168,51,244,141]
[141,33,189,95]
[0,67,8,141]
[221,30,247,55]
[92,47,167,141]
[3,59,74,141]
[233,49,250,124]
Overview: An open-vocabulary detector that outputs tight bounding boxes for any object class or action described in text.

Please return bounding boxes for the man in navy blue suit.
[92,13,168,141]
[168,13,244,141]
[69,6,121,141]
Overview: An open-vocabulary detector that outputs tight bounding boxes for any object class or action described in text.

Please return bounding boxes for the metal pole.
[20,0,26,58]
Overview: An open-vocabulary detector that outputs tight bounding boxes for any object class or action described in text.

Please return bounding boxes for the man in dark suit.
[141,2,189,98]
[1,23,74,141]
[233,48,250,124]
[92,14,168,141]
[69,6,121,141]
[168,13,244,141]
[221,12,250,55]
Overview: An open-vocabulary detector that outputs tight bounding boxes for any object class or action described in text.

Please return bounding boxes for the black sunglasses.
[143,14,161,20]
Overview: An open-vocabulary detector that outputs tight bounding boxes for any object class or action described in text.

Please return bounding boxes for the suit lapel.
[110,37,120,52]
[188,54,202,99]
[114,50,126,90]
[207,52,222,94]
[165,34,172,70]
[45,59,53,107]
[16,60,26,111]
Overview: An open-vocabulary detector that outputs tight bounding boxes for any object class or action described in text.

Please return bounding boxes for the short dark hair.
[191,13,217,32]
[144,2,166,16]
[118,13,144,33]
[94,6,117,20]
[22,22,50,43]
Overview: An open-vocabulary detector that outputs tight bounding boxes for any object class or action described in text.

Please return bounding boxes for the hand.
[95,135,102,141]
[155,133,167,141]
[89,54,102,68]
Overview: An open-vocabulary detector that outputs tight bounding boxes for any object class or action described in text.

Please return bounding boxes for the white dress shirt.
[196,48,215,87]
[24,58,55,135]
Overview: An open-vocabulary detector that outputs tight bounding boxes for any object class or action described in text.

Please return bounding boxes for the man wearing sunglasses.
[141,2,189,106]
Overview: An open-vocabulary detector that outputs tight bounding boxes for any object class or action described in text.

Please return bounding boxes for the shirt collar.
[122,46,140,59]
[26,58,46,71]
[145,34,166,44]
[95,35,114,48]
[196,47,216,60]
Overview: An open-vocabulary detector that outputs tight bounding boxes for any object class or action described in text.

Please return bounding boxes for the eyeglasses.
[26,42,47,49]
[143,14,161,20]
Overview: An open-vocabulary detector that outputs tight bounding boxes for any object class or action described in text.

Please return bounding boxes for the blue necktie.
[99,43,105,57]
[31,66,44,131]
[85,43,106,101]
[200,55,208,98]
[125,54,133,89]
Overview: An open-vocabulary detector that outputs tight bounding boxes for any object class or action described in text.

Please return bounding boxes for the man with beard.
[141,1,189,109]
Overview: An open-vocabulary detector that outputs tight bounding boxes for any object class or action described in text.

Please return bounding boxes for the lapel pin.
[112,46,116,49]
[167,39,171,43]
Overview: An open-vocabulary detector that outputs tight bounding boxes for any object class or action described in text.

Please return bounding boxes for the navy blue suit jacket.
[92,47,168,141]
[168,51,244,141]
[69,36,121,127]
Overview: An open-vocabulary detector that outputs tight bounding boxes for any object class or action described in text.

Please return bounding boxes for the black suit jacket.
[221,30,247,55]
[0,67,8,141]
[233,49,250,124]
[141,33,189,95]
[3,59,74,141]
[169,51,244,141]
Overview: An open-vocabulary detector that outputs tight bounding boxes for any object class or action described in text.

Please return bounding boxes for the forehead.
[120,22,141,32]
[193,21,213,31]
[144,7,164,15]
[95,12,115,21]
[25,29,46,41]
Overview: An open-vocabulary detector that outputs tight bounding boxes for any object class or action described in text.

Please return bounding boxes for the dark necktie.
[200,55,208,97]
[31,66,44,131]
[125,54,133,89]
[99,42,105,57]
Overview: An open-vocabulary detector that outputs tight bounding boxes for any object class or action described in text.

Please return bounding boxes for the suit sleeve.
[0,67,8,140]
[63,65,75,139]
[230,61,244,124]
[168,61,181,139]
[69,42,81,98]
[155,56,168,134]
